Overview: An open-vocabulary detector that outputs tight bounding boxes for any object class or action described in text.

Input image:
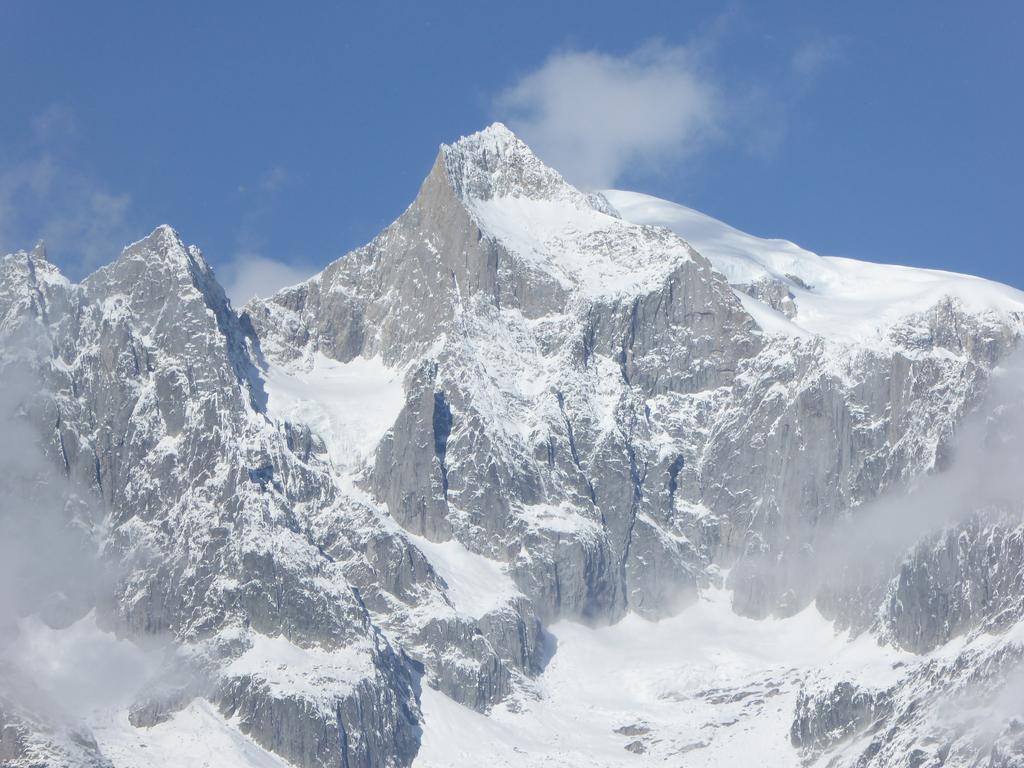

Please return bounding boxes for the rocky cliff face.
[2,124,1024,767]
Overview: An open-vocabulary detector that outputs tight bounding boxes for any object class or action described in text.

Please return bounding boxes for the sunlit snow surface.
[263,352,405,471]
[225,631,376,702]
[468,196,692,298]
[414,586,910,767]
[415,590,1024,767]
[95,702,290,768]
[604,190,1024,341]
[405,532,524,619]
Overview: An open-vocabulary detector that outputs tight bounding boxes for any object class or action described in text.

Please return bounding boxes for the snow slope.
[14,582,1015,767]
[415,584,1024,768]
[263,352,405,471]
[604,190,1024,341]
[414,586,911,767]
[225,631,377,705]
[94,702,291,768]
[468,196,691,298]
[404,532,523,619]
[448,124,694,300]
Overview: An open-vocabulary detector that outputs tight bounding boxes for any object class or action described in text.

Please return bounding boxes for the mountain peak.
[138,223,184,250]
[82,224,217,294]
[460,120,519,146]
[447,122,522,156]
[107,223,187,265]
[441,122,574,204]
[419,125,695,301]
[121,224,200,268]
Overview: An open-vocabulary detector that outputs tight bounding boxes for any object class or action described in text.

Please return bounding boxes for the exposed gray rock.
[739,276,797,318]
[219,659,420,768]
[791,681,891,753]
[794,643,1024,767]
[883,511,1024,653]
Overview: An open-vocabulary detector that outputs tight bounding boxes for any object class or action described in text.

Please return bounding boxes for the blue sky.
[1,1,1021,299]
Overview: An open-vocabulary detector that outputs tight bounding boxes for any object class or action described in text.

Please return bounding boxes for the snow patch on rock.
[264,352,405,471]
[406,532,523,619]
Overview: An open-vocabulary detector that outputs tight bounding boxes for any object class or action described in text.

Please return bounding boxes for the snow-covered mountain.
[1,123,1023,768]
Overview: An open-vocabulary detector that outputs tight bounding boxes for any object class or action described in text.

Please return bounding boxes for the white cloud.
[218,252,315,307]
[495,44,721,189]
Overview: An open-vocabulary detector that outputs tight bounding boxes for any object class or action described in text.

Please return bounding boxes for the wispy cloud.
[790,36,844,86]
[0,343,180,729]
[495,29,845,190]
[824,351,1024,566]
[495,43,722,190]
[218,252,315,306]
[30,103,78,146]
[222,163,315,305]
[0,105,134,277]
[237,164,289,195]
[766,350,1024,608]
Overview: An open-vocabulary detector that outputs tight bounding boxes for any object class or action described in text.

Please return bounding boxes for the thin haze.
[819,350,1024,569]
[0,341,175,729]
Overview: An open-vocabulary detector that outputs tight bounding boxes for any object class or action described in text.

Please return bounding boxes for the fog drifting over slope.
[0,344,173,736]
[820,348,1024,575]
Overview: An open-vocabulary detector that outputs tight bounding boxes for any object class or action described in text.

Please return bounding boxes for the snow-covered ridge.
[441,124,696,299]
[604,190,1024,340]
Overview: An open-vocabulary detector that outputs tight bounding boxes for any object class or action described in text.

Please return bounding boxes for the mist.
[0,363,98,641]
[816,349,1024,571]
[0,343,175,739]
[814,348,1024,742]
